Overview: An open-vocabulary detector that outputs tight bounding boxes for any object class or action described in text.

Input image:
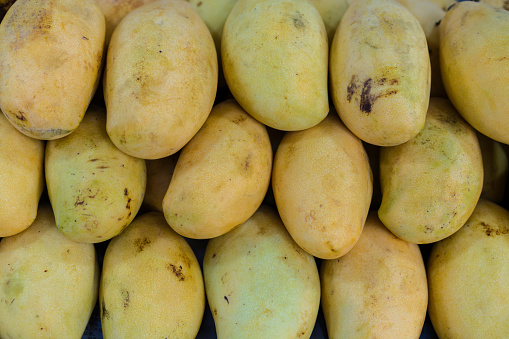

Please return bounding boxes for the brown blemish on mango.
[121,289,130,308]
[101,298,111,320]
[347,75,399,114]
[480,221,509,236]
[166,263,185,281]
[134,237,151,252]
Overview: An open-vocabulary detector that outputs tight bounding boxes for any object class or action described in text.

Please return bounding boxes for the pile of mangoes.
[0,0,508,338]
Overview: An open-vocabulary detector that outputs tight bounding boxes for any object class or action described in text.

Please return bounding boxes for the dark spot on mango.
[213,308,218,315]
[101,299,111,320]
[121,289,130,308]
[197,1,202,6]
[346,75,359,102]
[124,188,129,196]
[224,296,229,304]
[291,11,305,29]
[15,111,27,121]
[360,78,375,113]
[89,158,99,162]
[480,221,509,236]
[166,263,185,281]
[134,237,151,252]
[212,253,216,258]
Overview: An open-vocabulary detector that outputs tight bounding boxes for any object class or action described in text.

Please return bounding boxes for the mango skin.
[428,200,509,338]
[439,1,509,144]
[204,205,320,339]
[273,113,372,259]
[330,0,430,146]
[0,113,44,237]
[0,0,105,140]
[309,0,349,45]
[163,100,272,239]
[379,98,483,244]
[100,212,205,339]
[105,0,217,159]
[222,0,329,131]
[321,212,427,339]
[0,204,99,339]
[45,106,146,243]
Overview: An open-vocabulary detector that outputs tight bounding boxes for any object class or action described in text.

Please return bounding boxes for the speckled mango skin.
[321,212,427,339]
[100,212,205,339]
[222,0,329,131]
[0,0,105,140]
[330,0,430,146]
[379,98,483,244]
[272,113,372,259]
[105,0,217,159]
[204,205,320,339]
[163,100,272,239]
[0,204,99,339]
[439,1,509,144]
[427,200,509,338]
[45,106,146,243]
[0,113,44,237]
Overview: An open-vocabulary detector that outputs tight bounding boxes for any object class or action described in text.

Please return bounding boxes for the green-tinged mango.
[379,98,483,244]
[0,204,99,338]
[45,106,146,243]
[204,205,320,338]
[100,212,205,338]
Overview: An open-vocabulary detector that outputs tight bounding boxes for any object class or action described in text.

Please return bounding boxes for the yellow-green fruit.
[273,113,372,259]
[321,212,428,338]
[222,0,329,131]
[163,100,272,239]
[187,0,239,88]
[330,0,430,146]
[105,0,217,159]
[428,199,509,338]
[310,0,350,45]
[0,113,44,237]
[96,0,159,46]
[204,205,320,338]
[100,212,205,338]
[0,0,105,140]
[478,132,509,203]
[439,1,509,144]
[379,98,483,244]
[0,204,99,338]
[45,106,146,243]
[142,155,177,213]
[479,0,509,10]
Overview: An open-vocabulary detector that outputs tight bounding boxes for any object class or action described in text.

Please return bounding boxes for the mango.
[0,0,105,139]
[204,205,320,338]
[45,106,146,243]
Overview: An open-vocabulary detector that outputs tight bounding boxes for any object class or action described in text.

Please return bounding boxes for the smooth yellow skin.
[105,0,218,159]
[428,199,509,338]
[100,212,205,339]
[0,204,99,338]
[273,113,372,259]
[0,113,44,237]
[204,205,320,339]
[96,0,159,46]
[0,0,105,140]
[222,0,329,131]
[330,0,430,146]
[379,98,483,244]
[45,106,146,243]
[163,100,272,239]
[396,0,446,97]
[478,132,509,203]
[440,1,509,144]
[479,0,509,10]
[310,0,350,45]
[321,212,428,339]
[142,155,177,213]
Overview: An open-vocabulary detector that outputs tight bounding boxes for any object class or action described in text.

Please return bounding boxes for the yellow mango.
[0,204,99,338]
[100,212,205,338]
[379,98,483,243]
[0,0,105,139]
[222,0,329,131]
[309,0,350,45]
[163,100,272,239]
[272,113,372,259]
[428,199,509,338]
[45,106,146,243]
[439,1,509,144]
[321,212,428,338]
[105,0,217,159]
[330,0,430,146]
[0,113,44,237]
[204,205,320,338]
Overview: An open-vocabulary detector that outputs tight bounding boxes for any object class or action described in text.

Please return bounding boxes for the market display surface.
[0,0,508,338]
